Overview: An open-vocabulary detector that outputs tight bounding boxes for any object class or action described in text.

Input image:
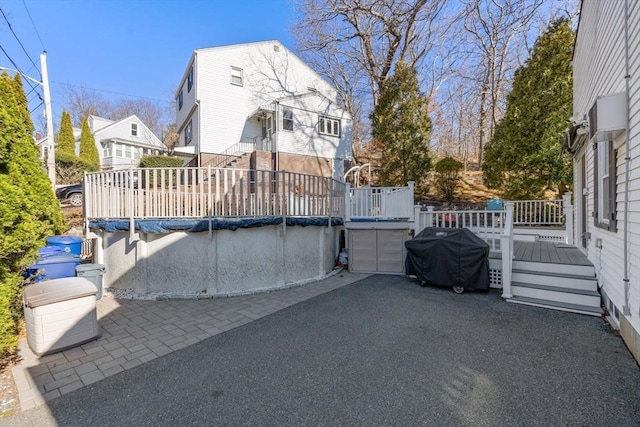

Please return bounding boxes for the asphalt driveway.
[3,275,639,426]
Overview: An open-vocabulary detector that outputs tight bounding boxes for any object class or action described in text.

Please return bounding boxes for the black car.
[56,183,83,206]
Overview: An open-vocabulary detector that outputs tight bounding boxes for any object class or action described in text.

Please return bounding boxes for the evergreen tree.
[370,61,432,191]
[78,116,99,169]
[482,19,575,199]
[57,111,76,157]
[0,73,65,358]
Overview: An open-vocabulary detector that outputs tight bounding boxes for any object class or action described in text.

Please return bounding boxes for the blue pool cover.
[89,217,344,233]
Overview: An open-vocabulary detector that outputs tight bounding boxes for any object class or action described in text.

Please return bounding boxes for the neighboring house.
[566,0,640,361]
[174,40,352,179]
[74,115,166,170]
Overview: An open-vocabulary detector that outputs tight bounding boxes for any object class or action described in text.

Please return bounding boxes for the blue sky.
[0,0,297,129]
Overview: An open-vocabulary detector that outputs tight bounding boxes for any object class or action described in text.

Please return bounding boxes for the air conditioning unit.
[588,92,626,141]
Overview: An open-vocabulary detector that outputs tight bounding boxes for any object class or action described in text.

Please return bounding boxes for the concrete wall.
[97,224,340,297]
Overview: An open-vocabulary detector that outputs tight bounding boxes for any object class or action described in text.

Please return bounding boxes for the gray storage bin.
[75,263,106,300]
[24,277,99,356]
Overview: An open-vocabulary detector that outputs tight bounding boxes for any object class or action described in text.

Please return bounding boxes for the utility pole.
[41,51,56,187]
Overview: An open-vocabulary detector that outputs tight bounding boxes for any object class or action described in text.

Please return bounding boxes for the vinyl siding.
[175,41,351,164]
[573,0,640,332]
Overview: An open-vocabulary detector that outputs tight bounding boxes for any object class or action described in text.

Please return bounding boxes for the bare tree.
[294,0,449,158]
[61,85,111,126]
[459,0,545,167]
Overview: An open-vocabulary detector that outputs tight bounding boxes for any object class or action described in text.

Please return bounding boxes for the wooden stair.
[506,258,602,316]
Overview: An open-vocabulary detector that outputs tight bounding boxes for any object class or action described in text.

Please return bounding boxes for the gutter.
[623,0,631,316]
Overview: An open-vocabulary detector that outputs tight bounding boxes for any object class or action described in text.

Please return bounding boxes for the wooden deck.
[491,241,593,266]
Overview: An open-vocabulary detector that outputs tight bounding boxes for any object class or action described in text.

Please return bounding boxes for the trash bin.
[23,277,99,355]
[46,235,84,255]
[75,264,106,300]
[26,253,81,281]
[487,198,503,211]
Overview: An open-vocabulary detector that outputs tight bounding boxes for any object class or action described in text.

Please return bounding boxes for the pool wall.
[95,224,341,297]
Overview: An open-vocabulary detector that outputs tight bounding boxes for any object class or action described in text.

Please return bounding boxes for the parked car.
[56,183,83,206]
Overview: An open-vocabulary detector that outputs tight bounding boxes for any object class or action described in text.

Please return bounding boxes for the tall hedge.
[79,116,99,169]
[0,73,66,360]
[57,111,76,157]
[138,155,183,168]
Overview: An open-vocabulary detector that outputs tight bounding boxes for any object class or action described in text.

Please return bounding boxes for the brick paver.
[11,270,369,411]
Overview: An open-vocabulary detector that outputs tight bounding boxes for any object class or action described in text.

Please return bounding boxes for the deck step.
[512,260,595,277]
[506,295,602,317]
[512,269,597,291]
[511,282,601,307]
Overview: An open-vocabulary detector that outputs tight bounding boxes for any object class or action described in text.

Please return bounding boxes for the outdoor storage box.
[46,235,84,255]
[24,277,99,356]
[405,227,490,291]
[26,254,81,281]
[75,264,106,300]
[487,198,503,211]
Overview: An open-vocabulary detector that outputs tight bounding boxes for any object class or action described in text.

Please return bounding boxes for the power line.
[0,43,40,94]
[21,0,45,51]
[0,6,41,77]
[52,80,168,103]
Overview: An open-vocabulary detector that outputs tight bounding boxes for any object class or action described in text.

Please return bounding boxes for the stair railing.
[202,140,257,169]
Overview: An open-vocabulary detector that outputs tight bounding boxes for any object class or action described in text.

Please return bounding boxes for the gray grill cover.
[405,228,490,290]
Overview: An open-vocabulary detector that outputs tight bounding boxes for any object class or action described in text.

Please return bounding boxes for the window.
[131,123,138,137]
[593,140,617,231]
[103,142,112,157]
[230,66,243,86]
[178,90,183,110]
[282,109,293,131]
[187,66,194,92]
[185,119,193,145]
[115,143,123,157]
[133,147,141,160]
[318,116,340,137]
[124,145,132,159]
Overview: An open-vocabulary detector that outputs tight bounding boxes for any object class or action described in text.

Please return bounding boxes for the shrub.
[433,157,464,202]
[138,155,183,168]
[78,117,99,169]
[0,73,66,360]
[56,151,99,185]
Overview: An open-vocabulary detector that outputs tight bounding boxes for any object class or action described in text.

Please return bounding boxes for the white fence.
[345,182,415,220]
[511,199,565,226]
[84,167,345,220]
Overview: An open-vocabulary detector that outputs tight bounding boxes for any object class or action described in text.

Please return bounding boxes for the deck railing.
[510,199,565,226]
[345,182,415,220]
[84,167,345,221]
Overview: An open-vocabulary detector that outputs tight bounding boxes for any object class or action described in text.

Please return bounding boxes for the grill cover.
[405,227,490,290]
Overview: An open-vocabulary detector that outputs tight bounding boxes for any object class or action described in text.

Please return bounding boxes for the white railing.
[345,182,414,220]
[510,199,564,226]
[414,206,504,251]
[84,167,345,221]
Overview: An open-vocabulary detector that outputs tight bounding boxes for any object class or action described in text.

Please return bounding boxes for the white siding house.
[174,40,352,179]
[567,0,640,361]
[75,115,166,170]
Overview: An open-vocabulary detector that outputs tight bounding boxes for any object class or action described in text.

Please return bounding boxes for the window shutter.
[608,146,617,231]
[592,141,599,225]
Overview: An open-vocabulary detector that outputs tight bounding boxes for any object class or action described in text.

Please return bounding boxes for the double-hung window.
[282,109,294,131]
[230,66,243,86]
[593,139,617,231]
[318,116,340,137]
[185,119,193,145]
[178,90,183,110]
[187,66,194,92]
[131,123,138,137]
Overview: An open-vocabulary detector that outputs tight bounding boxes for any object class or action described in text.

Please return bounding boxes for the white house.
[174,40,352,179]
[74,115,166,170]
[566,0,640,361]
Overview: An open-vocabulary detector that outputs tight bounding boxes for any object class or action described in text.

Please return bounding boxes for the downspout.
[623,0,631,316]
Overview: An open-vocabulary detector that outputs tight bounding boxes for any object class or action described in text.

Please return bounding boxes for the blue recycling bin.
[25,253,81,282]
[46,236,83,255]
[487,198,503,211]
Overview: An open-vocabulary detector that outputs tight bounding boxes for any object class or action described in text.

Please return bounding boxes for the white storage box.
[24,277,99,356]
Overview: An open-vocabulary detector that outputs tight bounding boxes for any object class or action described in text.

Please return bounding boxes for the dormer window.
[131,123,138,137]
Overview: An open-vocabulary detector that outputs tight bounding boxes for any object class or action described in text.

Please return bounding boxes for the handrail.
[202,140,257,169]
[84,167,345,220]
